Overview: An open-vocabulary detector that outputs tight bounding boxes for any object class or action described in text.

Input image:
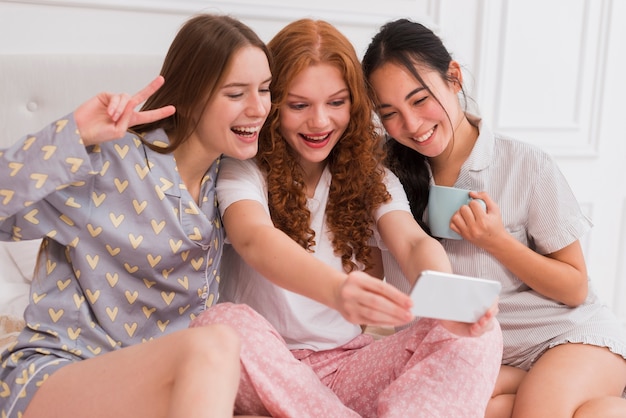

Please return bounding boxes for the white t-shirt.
[216,157,410,350]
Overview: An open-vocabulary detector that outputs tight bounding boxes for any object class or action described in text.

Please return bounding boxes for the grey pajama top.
[0,114,223,417]
[383,115,626,371]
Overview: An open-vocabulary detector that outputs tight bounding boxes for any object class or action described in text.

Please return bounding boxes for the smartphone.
[408,270,501,323]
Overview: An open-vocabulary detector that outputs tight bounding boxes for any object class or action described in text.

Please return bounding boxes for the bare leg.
[485,365,526,418]
[574,397,626,418]
[512,344,626,418]
[24,324,241,418]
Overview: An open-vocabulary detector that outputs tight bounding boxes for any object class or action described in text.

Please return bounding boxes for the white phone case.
[408,270,501,323]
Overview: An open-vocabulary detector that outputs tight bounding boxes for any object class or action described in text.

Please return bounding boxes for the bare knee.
[493,365,526,396]
[485,394,515,418]
[485,366,524,418]
[182,323,241,363]
[574,397,626,418]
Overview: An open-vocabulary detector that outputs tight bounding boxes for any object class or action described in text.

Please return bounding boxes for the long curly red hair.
[257,19,390,272]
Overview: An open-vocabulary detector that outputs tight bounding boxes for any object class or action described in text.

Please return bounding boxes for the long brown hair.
[133,14,271,153]
[258,19,390,272]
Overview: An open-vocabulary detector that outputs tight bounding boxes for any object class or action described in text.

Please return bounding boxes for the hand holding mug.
[449,191,509,250]
[427,185,486,240]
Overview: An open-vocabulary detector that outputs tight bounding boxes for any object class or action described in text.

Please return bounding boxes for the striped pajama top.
[383,115,626,370]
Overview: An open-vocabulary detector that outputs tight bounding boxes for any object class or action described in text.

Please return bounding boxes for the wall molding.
[475,0,611,158]
[3,0,422,27]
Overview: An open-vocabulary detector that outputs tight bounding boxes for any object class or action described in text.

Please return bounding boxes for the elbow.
[564,280,589,308]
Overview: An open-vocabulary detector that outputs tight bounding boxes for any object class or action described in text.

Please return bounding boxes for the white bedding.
[0,241,39,319]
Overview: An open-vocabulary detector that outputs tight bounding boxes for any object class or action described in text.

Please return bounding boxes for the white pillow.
[0,240,41,318]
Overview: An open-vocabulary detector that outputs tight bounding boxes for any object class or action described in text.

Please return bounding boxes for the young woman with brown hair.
[0,14,272,418]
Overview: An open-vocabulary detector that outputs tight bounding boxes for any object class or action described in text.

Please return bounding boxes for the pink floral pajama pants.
[190,303,502,418]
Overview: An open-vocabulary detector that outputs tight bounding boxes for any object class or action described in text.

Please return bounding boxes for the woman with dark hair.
[192,18,502,417]
[0,13,272,418]
[362,17,626,418]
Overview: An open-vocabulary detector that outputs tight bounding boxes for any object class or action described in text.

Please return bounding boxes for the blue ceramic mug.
[427,185,486,240]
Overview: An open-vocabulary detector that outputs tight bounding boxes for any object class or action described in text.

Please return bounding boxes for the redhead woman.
[191,18,502,418]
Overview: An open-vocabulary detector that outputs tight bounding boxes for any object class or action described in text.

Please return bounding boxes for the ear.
[447,60,463,92]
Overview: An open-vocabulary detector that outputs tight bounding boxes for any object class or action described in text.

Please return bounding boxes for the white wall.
[1,0,624,321]
[0,0,430,56]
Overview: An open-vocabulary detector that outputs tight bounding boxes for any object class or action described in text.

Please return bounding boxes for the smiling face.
[279,63,351,172]
[192,45,272,161]
[368,60,464,159]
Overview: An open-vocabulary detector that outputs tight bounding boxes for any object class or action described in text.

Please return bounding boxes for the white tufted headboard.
[1,55,164,142]
[0,54,164,324]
